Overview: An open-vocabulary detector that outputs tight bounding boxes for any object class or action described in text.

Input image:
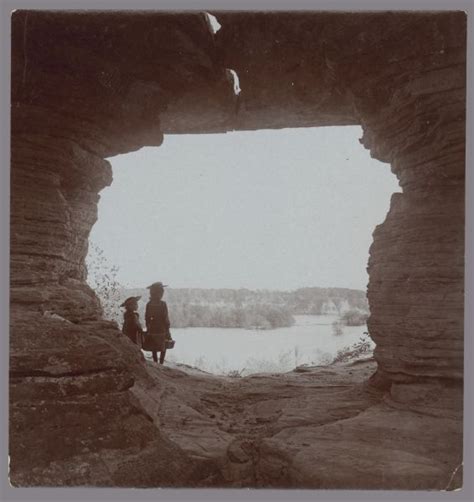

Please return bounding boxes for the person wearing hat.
[144,282,172,364]
[120,296,144,346]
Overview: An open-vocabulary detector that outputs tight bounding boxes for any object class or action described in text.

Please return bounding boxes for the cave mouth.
[8,10,465,489]
[86,125,400,376]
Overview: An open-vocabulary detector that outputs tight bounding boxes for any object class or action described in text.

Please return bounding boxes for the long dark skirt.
[142,331,166,352]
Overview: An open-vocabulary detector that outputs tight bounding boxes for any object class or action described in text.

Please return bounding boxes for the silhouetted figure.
[145,282,172,364]
[120,296,143,346]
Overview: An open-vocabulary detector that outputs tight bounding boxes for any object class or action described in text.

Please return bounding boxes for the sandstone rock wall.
[11,12,466,381]
[9,10,466,487]
[206,11,465,384]
[214,11,466,383]
[10,134,111,321]
[10,11,239,486]
[352,19,466,382]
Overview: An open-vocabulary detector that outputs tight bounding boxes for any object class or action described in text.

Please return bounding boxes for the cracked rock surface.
[145,361,462,489]
[9,317,462,488]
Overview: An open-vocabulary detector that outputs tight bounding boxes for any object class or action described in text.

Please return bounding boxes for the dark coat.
[145,300,171,334]
[122,311,143,345]
[143,300,171,352]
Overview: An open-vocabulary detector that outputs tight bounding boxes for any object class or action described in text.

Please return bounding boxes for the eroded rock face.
[216,10,466,382]
[111,361,465,489]
[356,34,466,383]
[10,11,244,487]
[9,10,465,487]
[10,135,111,322]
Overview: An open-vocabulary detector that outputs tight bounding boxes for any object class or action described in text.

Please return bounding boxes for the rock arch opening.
[86,126,400,374]
[9,10,465,488]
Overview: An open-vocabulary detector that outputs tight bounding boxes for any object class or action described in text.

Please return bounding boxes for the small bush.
[332,334,374,364]
[340,309,369,326]
[86,242,123,324]
[227,369,245,378]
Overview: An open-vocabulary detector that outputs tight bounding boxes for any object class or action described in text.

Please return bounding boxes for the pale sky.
[88,126,400,291]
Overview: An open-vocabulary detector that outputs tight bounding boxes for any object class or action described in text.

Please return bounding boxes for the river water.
[142,315,371,376]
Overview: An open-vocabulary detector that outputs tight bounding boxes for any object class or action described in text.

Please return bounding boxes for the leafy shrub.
[332,334,374,364]
[86,242,124,325]
[340,309,369,326]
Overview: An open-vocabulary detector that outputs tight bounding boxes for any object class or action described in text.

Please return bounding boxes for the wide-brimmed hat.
[120,296,141,307]
[147,282,168,290]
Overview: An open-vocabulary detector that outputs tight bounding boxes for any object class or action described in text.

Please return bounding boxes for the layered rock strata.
[216,11,466,383]
[9,10,466,487]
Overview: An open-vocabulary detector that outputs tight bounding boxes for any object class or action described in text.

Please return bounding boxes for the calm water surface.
[143,315,370,375]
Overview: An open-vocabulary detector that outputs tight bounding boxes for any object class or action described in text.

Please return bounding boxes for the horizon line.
[119,284,368,293]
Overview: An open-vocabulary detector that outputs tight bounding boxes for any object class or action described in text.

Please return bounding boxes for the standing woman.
[145,282,172,364]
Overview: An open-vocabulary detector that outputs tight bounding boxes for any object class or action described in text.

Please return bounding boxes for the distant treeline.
[122,287,368,330]
[169,304,295,329]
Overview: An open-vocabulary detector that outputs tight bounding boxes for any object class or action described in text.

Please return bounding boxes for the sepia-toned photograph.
[8,7,466,491]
